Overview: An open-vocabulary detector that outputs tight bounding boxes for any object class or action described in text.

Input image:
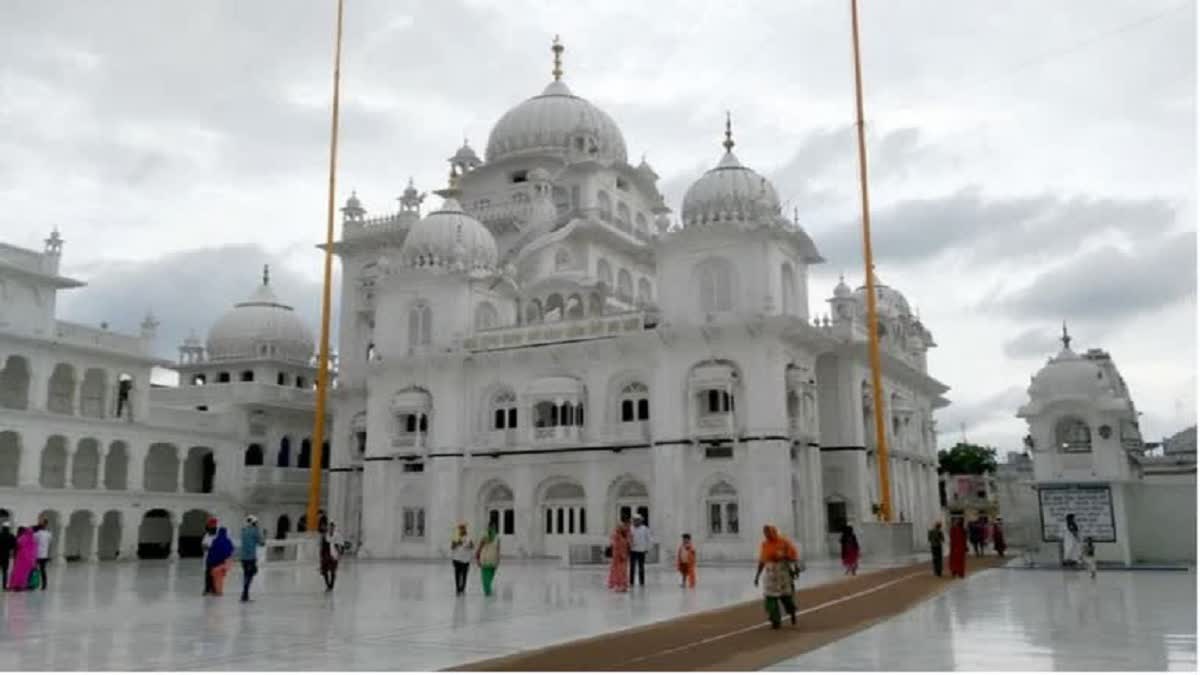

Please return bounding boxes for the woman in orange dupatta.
[607,519,631,593]
[753,525,799,629]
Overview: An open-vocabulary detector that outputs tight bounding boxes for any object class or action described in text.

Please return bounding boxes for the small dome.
[833,275,852,298]
[206,270,315,364]
[345,191,362,210]
[485,79,627,164]
[1028,347,1107,400]
[680,119,782,228]
[401,196,498,272]
[853,278,912,317]
[449,141,481,167]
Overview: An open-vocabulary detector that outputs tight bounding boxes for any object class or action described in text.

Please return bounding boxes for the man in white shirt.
[629,516,651,587]
[34,519,53,591]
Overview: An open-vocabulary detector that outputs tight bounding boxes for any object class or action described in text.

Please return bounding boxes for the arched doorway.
[39,436,68,488]
[298,438,312,468]
[481,482,516,536]
[64,510,94,561]
[609,476,650,529]
[72,438,101,489]
[0,431,20,486]
[0,355,31,410]
[277,437,291,467]
[143,443,179,492]
[105,441,128,490]
[245,443,264,466]
[97,511,122,560]
[276,514,291,540]
[183,447,215,493]
[137,509,173,559]
[46,363,77,414]
[178,509,209,558]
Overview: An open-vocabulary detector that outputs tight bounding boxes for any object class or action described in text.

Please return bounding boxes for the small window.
[402,508,426,538]
[706,389,733,413]
[296,376,306,389]
[240,370,254,382]
[705,445,733,459]
[354,431,367,455]
[402,462,424,473]
[616,177,628,191]
[218,372,231,383]
[503,509,515,535]
[191,374,206,386]
[510,170,528,184]
[276,373,286,386]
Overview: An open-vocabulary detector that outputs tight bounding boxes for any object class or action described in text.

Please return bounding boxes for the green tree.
[937,442,998,475]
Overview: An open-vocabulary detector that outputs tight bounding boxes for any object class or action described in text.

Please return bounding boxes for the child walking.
[676,533,697,588]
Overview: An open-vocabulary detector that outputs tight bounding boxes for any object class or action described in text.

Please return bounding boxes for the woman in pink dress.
[7,527,36,591]
[607,519,631,592]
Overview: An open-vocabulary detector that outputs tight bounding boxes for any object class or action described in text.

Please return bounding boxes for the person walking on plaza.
[1082,536,1097,579]
[928,521,945,577]
[450,522,474,596]
[754,525,799,629]
[992,518,1007,558]
[839,525,860,576]
[319,522,342,591]
[206,527,235,596]
[948,517,968,578]
[1060,514,1082,567]
[0,522,14,590]
[201,517,218,595]
[629,515,650,588]
[33,519,52,590]
[967,518,984,556]
[607,517,631,593]
[239,515,264,602]
[676,533,697,589]
[7,527,36,591]
[475,524,501,597]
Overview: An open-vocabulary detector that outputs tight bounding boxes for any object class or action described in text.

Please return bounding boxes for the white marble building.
[1017,328,1196,564]
[326,41,949,561]
[0,232,326,562]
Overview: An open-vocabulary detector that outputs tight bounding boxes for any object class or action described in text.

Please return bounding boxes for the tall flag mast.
[307,0,345,531]
[850,0,893,521]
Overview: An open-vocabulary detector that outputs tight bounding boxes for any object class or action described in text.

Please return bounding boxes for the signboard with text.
[1038,484,1116,543]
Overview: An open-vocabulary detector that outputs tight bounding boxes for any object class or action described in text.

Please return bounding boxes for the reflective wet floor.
[767,567,1197,671]
[0,558,1192,671]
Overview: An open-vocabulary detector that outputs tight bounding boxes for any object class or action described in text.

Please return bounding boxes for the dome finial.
[1061,321,1072,350]
[262,264,270,287]
[552,35,564,81]
[723,110,735,152]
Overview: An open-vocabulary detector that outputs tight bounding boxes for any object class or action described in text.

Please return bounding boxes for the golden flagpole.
[850,0,892,522]
[307,0,344,531]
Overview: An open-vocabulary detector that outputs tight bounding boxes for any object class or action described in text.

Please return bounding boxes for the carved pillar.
[96,446,109,490]
[86,513,100,562]
[64,445,76,489]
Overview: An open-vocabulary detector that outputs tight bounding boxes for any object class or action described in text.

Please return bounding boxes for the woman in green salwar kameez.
[753,525,799,629]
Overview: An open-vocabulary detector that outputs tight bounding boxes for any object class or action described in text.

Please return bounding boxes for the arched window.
[617,269,633,302]
[696,258,734,313]
[404,413,429,433]
[565,294,584,319]
[277,437,291,467]
[554,248,571,271]
[597,191,613,221]
[781,262,796,315]
[620,382,650,422]
[484,483,516,536]
[596,258,613,289]
[545,294,565,321]
[80,368,107,419]
[0,355,32,410]
[47,363,76,415]
[240,370,254,382]
[492,390,518,430]
[245,444,264,466]
[616,203,631,231]
[542,482,587,535]
[637,278,652,305]
[705,389,733,414]
[533,401,558,428]
[474,302,499,331]
[525,299,544,324]
[409,303,433,347]
[1056,417,1092,453]
[218,372,231,383]
[706,480,740,535]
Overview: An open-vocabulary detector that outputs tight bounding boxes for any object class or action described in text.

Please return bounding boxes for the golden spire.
[722,111,735,152]
[552,35,564,81]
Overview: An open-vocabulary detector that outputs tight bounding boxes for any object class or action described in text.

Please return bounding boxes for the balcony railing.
[464,311,645,352]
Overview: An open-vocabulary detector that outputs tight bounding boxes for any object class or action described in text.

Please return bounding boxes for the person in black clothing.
[0,522,15,590]
[927,521,945,577]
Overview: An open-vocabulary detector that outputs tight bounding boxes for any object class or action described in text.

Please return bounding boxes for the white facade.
[0,233,327,562]
[326,42,949,561]
[1016,329,1196,564]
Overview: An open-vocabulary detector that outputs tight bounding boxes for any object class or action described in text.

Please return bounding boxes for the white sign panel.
[1038,485,1116,543]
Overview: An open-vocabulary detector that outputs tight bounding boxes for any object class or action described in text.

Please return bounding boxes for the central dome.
[485,79,627,164]
[207,270,315,364]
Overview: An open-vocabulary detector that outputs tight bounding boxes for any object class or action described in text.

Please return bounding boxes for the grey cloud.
[1003,326,1064,360]
[987,229,1196,320]
[58,245,331,361]
[934,385,1030,446]
[809,187,1177,271]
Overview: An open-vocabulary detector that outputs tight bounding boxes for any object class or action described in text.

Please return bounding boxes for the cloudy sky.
[1,0,1194,452]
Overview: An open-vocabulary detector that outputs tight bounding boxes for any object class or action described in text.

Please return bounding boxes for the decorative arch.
[694,257,734,313]
[245,443,264,466]
[0,430,20,486]
[79,368,108,419]
[616,269,633,302]
[143,443,179,492]
[536,475,587,536]
[565,294,584,319]
[47,362,77,414]
[105,441,128,490]
[478,479,516,536]
[39,435,69,488]
[277,436,291,468]
[606,473,650,529]
[474,301,499,331]
[700,473,740,536]
[0,355,31,410]
[525,298,544,324]
[72,438,101,490]
[483,383,519,431]
[1055,416,1092,453]
[545,293,565,321]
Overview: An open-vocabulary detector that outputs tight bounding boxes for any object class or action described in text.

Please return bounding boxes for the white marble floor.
[767,567,1197,671]
[0,556,881,671]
